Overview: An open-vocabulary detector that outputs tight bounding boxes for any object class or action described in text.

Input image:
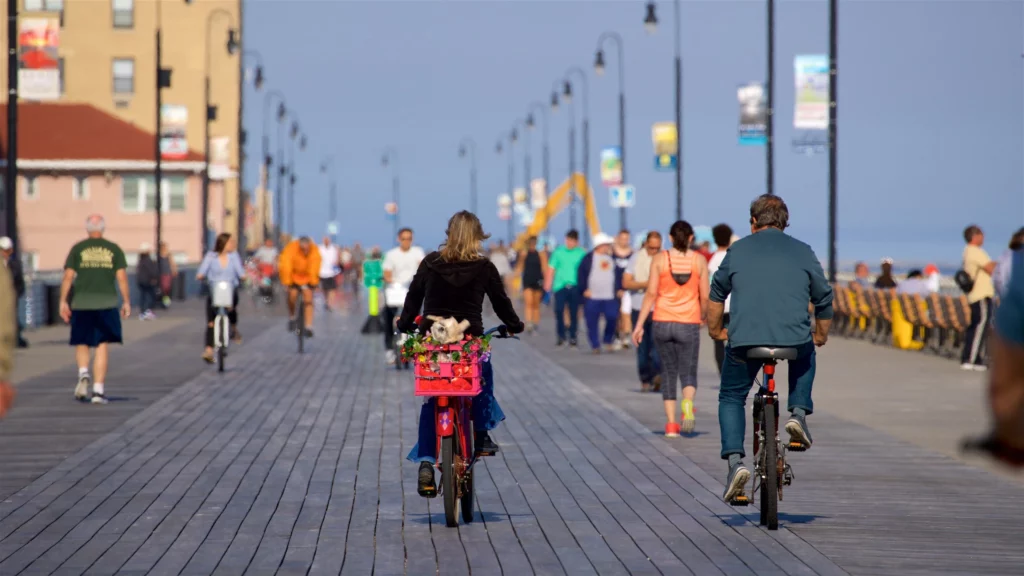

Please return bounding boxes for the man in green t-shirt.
[59,214,130,405]
[545,229,587,347]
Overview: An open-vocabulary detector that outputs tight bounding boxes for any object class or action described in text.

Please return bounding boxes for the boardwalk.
[0,303,1020,575]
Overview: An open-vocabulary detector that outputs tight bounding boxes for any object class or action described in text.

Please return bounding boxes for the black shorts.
[69,308,123,347]
[320,276,337,291]
[523,280,543,291]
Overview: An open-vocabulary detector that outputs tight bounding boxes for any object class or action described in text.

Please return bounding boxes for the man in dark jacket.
[136,243,160,319]
[0,237,27,348]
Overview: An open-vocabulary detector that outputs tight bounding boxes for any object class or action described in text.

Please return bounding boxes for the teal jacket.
[710,228,834,348]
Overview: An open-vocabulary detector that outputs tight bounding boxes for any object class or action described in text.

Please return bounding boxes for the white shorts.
[620,296,632,315]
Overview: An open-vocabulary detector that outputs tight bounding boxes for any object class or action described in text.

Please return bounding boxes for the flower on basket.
[401,331,492,364]
[479,351,492,364]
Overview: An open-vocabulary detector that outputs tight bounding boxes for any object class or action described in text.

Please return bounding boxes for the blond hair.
[439,211,490,262]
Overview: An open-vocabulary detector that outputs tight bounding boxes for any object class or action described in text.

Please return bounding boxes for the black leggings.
[206,290,239,347]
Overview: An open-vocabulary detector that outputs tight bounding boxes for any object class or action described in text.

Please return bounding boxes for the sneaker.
[303,329,314,338]
[973,364,989,372]
[723,463,751,502]
[960,363,976,371]
[91,392,109,405]
[611,339,624,351]
[74,373,91,402]
[385,350,397,365]
[569,339,578,349]
[785,413,813,449]
[665,422,681,438]
[651,375,663,393]
[417,462,437,498]
[475,431,500,456]
[288,319,297,332]
[556,338,565,347]
[681,399,695,434]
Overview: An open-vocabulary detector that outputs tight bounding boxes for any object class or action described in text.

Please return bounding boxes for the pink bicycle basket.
[412,342,483,397]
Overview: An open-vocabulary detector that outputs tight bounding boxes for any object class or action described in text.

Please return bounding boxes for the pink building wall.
[17,173,226,270]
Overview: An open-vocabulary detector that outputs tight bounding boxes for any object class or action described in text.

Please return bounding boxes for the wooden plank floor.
[528,318,1024,576]
[0,310,853,575]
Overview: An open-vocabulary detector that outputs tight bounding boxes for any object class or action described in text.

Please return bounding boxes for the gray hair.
[85,214,106,233]
[749,194,789,230]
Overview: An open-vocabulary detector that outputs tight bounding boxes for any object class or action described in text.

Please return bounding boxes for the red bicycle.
[411,323,515,527]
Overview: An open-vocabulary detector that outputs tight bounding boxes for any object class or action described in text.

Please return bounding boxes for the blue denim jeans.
[406,360,503,463]
[584,298,618,350]
[554,287,580,341]
[631,309,661,383]
[718,341,816,459]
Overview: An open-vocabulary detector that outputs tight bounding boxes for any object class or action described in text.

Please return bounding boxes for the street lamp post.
[238,49,263,251]
[550,79,577,234]
[202,9,238,254]
[321,156,337,237]
[286,118,303,236]
[526,101,550,237]
[596,31,628,231]
[514,119,530,229]
[644,1,684,220]
[458,137,478,214]
[261,90,283,246]
[827,0,838,282]
[381,147,399,239]
[496,131,515,245]
[564,67,591,248]
[5,0,17,251]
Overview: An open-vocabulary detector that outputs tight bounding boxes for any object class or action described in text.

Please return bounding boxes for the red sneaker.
[665,422,681,438]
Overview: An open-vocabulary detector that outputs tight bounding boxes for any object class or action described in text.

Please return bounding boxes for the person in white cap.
[577,232,624,353]
[0,236,27,348]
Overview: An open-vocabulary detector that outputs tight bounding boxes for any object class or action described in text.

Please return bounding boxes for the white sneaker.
[973,364,989,372]
[385,350,397,365]
[75,374,91,402]
[960,363,975,371]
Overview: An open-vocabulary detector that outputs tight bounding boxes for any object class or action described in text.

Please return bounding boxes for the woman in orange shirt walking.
[632,221,709,437]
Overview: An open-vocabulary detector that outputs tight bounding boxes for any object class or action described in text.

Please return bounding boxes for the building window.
[112,0,133,28]
[24,0,63,11]
[22,176,39,200]
[112,58,134,95]
[122,175,186,213]
[72,176,89,200]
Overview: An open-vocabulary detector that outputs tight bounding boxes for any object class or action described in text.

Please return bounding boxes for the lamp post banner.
[600,146,623,186]
[160,105,189,160]
[530,178,547,210]
[651,122,678,172]
[18,18,59,101]
[793,55,829,154]
[513,187,528,206]
[737,82,767,145]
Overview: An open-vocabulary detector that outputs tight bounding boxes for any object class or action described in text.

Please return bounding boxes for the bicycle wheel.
[217,316,227,373]
[441,434,459,527]
[296,292,305,354]
[762,405,779,530]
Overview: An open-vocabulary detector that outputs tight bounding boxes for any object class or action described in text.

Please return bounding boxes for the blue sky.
[243,0,1023,268]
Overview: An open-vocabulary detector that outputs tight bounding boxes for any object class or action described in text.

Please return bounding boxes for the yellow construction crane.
[513,173,601,250]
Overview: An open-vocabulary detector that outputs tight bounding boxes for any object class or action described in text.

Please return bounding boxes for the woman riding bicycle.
[195,233,246,363]
[397,211,524,497]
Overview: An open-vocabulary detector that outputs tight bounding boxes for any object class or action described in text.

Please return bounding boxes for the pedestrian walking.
[382,229,425,364]
[516,236,547,333]
[707,224,734,374]
[319,236,341,311]
[632,220,709,437]
[612,230,634,350]
[959,225,997,370]
[59,214,130,405]
[0,256,16,417]
[157,241,178,308]
[578,233,624,354]
[0,237,28,348]
[136,243,159,320]
[623,231,663,391]
[545,230,586,348]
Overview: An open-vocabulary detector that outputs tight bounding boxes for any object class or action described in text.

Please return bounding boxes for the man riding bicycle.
[278,236,321,338]
[707,194,833,502]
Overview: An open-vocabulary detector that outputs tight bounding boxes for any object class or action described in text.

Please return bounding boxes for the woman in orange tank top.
[632,221,709,437]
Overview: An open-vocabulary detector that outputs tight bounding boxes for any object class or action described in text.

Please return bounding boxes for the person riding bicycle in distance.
[278,236,322,338]
[707,194,834,502]
[397,211,525,498]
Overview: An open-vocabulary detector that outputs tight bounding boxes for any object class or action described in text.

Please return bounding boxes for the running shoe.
[665,422,681,438]
[74,373,91,402]
[681,399,695,434]
[785,413,813,449]
[91,393,109,405]
[723,463,750,502]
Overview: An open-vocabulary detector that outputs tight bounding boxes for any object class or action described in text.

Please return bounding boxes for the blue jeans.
[718,341,816,459]
[406,360,504,463]
[631,310,661,383]
[554,287,581,341]
[584,298,619,350]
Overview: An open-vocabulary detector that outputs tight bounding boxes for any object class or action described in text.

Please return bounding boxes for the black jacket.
[6,255,24,298]
[136,254,160,286]
[397,252,524,337]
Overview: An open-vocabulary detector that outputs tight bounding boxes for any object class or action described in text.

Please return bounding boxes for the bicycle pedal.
[729,495,750,507]
[474,450,496,457]
[787,442,808,452]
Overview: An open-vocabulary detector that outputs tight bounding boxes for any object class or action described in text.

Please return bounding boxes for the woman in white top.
[707,225,736,374]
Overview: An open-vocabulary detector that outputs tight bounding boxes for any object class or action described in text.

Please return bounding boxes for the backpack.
[953,268,974,294]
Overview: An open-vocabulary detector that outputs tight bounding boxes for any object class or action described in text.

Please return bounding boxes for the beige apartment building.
[0,0,260,256]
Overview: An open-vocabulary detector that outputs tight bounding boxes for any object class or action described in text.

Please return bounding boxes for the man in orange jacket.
[278,236,321,337]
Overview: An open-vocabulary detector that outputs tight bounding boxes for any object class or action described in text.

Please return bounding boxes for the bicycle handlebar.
[484,325,518,340]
